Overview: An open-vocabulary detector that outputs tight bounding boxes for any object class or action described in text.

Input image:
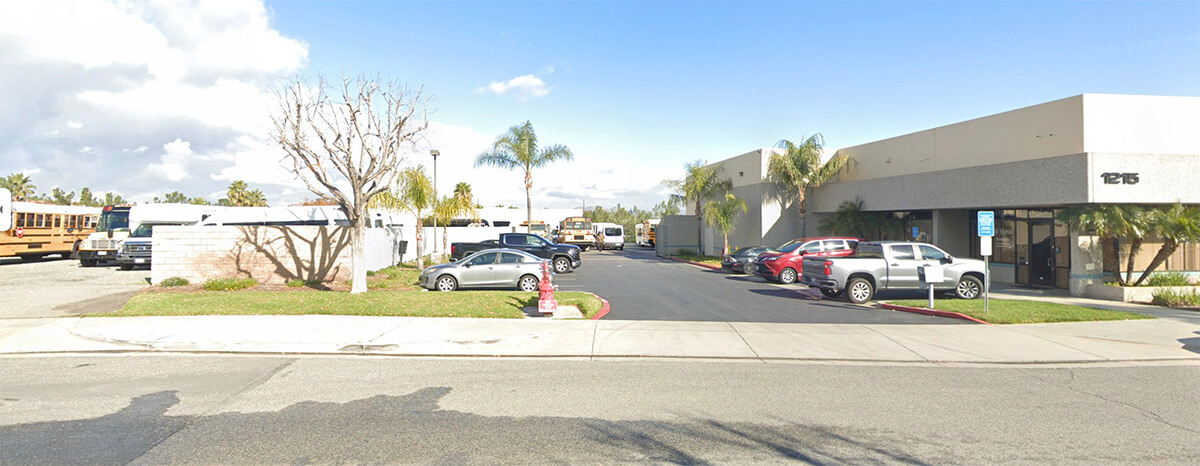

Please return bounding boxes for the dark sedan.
[720,246,775,274]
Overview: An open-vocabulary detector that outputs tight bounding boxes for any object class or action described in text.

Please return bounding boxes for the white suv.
[593,223,625,250]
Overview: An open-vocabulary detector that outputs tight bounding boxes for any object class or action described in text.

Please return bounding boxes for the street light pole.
[430,149,439,256]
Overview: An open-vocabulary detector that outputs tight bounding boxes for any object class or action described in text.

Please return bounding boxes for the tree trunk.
[695,200,703,256]
[525,172,533,227]
[797,192,807,237]
[415,218,424,270]
[1103,236,1125,286]
[1133,238,1178,286]
[349,220,368,294]
[1125,237,1143,284]
[442,225,448,253]
[723,233,729,257]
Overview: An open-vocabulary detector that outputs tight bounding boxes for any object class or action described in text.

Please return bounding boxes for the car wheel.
[820,288,842,298]
[435,275,458,292]
[119,264,134,271]
[518,275,539,292]
[80,259,96,267]
[955,275,983,299]
[846,278,875,304]
[742,263,754,274]
[553,257,570,273]
[779,268,797,284]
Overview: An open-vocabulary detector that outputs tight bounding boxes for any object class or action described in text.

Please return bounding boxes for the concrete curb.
[881,303,992,324]
[589,293,611,320]
[667,257,722,271]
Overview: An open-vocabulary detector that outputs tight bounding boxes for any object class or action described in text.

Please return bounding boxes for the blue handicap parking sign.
[978,211,995,237]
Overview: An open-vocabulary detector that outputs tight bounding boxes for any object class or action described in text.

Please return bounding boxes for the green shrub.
[203,277,259,291]
[1151,289,1200,307]
[1146,272,1192,287]
[160,277,189,287]
[286,279,305,288]
[366,270,377,277]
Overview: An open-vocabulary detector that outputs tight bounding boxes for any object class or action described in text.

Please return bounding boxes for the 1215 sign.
[1101,172,1139,185]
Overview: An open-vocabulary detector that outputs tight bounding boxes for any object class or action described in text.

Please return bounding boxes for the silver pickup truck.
[801,241,986,304]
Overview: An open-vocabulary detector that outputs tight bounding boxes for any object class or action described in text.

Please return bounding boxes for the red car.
[754,237,860,284]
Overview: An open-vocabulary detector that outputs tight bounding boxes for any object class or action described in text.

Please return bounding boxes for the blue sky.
[2,1,1198,209]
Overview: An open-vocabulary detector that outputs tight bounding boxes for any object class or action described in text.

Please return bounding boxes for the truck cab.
[78,205,132,267]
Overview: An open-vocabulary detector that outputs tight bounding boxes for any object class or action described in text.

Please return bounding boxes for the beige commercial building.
[692,94,1200,296]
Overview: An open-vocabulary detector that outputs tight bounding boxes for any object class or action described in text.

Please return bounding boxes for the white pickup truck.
[801,241,987,304]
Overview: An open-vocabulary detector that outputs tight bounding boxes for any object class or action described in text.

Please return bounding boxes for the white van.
[593,222,625,250]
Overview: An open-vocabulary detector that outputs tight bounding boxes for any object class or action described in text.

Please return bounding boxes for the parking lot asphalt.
[555,247,964,324]
[0,257,149,318]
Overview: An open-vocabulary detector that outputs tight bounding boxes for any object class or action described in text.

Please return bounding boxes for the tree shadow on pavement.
[1181,332,1200,355]
[0,387,937,464]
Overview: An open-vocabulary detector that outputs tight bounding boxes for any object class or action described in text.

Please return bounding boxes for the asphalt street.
[2,355,1197,464]
[0,256,149,318]
[557,247,963,324]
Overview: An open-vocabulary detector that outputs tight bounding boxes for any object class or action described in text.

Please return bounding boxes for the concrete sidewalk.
[1,314,1196,363]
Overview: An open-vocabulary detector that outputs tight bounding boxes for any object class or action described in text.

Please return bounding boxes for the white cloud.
[477,74,551,101]
[144,138,194,182]
[0,0,309,204]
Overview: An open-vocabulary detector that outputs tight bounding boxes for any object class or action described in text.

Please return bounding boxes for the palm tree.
[474,121,574,226]
[703,193,748,256]
[1056,204,1139,286]
[1132,204,1200,286]
[765,134,849,235]
[226,180,250,206]
[434,195,469,252]
[818,198,902,240]
[370,166,435,268]
[245,189,269,207]
[665,160,732,255]
[452,182,479,221]
[1,173,37,201]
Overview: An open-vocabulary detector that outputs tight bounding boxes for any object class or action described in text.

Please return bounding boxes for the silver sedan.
[419,248,550,292]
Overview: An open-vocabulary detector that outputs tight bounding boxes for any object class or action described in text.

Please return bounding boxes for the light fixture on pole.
[430,149,440,255]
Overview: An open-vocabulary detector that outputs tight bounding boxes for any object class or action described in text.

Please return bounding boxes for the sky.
[1,0,1198,210]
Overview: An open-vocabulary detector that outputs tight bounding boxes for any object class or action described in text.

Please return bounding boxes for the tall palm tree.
[665,160,732,255]
[703,193,748,256]
[1056,204,1139,286]
[474,121,574,226]
[226,180,250,206]
[766,134,849,235]
[370,166,435,268]
[1132,204,1200,286]
[1,173,37,201]
[245,189,269,207]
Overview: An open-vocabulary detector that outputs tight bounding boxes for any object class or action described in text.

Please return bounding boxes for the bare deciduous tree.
[271,74,429,293]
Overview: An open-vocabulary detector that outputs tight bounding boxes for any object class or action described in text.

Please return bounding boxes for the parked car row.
[720,237,987,304]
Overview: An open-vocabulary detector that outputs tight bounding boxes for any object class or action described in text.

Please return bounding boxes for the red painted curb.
[880,303,992,324]
[666,256,722,271]
[590,293,611,320]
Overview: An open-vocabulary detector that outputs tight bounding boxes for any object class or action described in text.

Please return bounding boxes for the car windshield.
[778,242,804,253]
[604,228,621,236]
[732,247,758,255]
[564,221,589,230]
[130,224,154,238]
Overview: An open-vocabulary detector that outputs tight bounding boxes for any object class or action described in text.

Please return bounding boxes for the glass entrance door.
[1029,220,1055,287]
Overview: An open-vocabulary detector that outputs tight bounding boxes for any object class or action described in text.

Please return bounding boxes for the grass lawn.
[99,290,604,319]
[885,298,1154,324]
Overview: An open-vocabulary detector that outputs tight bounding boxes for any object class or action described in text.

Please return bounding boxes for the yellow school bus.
[638,219,660,247]
[520,220,552,240]
[1,200,100,261]
[557,216,595,250]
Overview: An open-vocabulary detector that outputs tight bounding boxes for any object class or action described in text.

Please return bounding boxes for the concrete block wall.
[152,226,396,285]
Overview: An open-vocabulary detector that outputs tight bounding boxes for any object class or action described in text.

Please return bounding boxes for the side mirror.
[107,228,114,239]
[450,258,458,263]
[940,257,953,265]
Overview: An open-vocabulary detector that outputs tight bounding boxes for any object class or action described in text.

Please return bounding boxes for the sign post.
[977,211,995,314]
